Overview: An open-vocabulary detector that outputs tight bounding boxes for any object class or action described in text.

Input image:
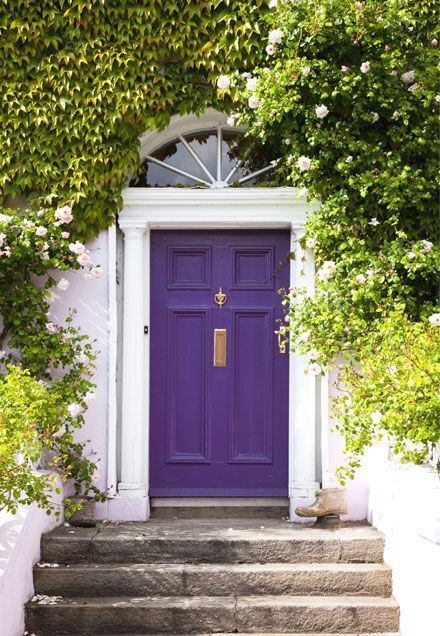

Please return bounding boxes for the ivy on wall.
[0,0,267,237]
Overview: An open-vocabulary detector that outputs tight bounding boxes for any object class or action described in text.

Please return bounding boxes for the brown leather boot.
[295,487,348,517]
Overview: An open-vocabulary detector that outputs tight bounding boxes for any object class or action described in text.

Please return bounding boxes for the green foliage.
[0,0,268,238]
[223,0,440,475]
[0,366,61,515]
[0,205,105,516]
[0,0,271,514]
[332,314,440,481]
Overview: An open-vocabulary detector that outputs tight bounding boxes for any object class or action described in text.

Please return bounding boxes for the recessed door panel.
[150,230,290,496]
[230,310,273,463]
[167,309,209,463]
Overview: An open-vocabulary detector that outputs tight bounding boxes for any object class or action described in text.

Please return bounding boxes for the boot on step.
[295,487,348,518]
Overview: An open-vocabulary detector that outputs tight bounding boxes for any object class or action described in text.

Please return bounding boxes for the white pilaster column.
[119,224,148,498]
[289,227,320,521]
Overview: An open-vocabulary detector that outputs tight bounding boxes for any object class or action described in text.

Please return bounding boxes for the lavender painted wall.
[50,231,112,502]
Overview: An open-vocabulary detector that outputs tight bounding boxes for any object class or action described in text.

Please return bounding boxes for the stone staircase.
[26,519,400,635]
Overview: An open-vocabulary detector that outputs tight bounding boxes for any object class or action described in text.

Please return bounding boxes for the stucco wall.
[51,230,111,499]
[367,445,440,636]
[0,481,62,636]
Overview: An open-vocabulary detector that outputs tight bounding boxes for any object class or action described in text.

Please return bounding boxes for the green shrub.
[221,0,440,475]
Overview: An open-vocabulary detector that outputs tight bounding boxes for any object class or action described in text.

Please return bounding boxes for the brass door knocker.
[214,287,227,308]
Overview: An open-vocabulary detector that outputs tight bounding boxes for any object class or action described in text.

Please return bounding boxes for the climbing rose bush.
[219,0,440,478]
[0,206,105,516]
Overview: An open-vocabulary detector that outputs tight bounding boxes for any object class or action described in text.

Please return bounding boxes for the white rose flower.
[217,75,230,89]
[428,313,440,327]
[57,278,70,291]
[76,352,89,365]
[308,362,322,376]
[67,403,82,418]
[268,0,278,7]
[268,28,283,44]
[297,156,312,172]
[371,411,383,425]
[355,273,366,284]
[77,252,91,267]
[315,104,329,118]
[54,205,73,224]
[246,77,258,90]
[226,114,236,127]
[345,155,353,163]
[0,233,6,247]
[360,61,371,73]
[371,112,379,122]
[305,237,316,248]
[69,241,86,255]
[35,226,48,237]
[84,266,103,280]
[266,44,275,55]
[400,70,415,84]
[46,322,57,333]
[299,188,309,199]
[248,95,260,109]
[306,349,320,361]
[299,330,311,342]
[301,66,311,76]
[408,251,416,259]
[421,240,433,253]
[84,391,96,405]
[61,231,70,239]
[369,217,380,226]
[317,260,336,281]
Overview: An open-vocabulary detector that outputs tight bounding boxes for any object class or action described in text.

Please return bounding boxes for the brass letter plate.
[213,329,227,367]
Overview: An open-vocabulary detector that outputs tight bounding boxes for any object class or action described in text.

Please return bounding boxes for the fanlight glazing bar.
[237,159,280,184]
[178,135,216,183]
[224,147,252,184]
[216,126,223,181]
[145,155,210,187]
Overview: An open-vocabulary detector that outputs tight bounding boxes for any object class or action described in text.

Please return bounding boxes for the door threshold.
[151,497,289,507]
[150,497,290,519]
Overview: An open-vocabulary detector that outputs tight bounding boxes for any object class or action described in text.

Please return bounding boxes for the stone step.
[25,595,400,634]
[150,505,290,519]
[34,562,392,598]
[41,521,385,565]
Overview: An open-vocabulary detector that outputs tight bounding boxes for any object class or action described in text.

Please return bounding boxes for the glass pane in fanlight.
[222,131,275,185]
[184,131,218,178]
[133,138,209,187]
[130,129,278,188]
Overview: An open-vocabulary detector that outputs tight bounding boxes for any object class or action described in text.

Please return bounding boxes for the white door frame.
[116,186,319,521]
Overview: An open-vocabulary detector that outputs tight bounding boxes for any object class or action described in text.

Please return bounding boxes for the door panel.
[167,309,209,463]
[150,230,290,496]
[230,309,273,464]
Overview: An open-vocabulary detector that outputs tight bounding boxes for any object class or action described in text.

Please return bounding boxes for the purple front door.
[150,230,290,496]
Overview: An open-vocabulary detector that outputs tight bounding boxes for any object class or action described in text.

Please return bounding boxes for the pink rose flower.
[77,252,91,267]
[54,205,73,224]
[36,226,48,237]
[297,156,312,172]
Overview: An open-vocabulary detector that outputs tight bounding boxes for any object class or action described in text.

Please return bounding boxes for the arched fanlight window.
[130,126,279,188]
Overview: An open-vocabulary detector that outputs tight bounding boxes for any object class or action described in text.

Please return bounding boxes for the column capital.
[119,222,148,238]
[291,226,306,240]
